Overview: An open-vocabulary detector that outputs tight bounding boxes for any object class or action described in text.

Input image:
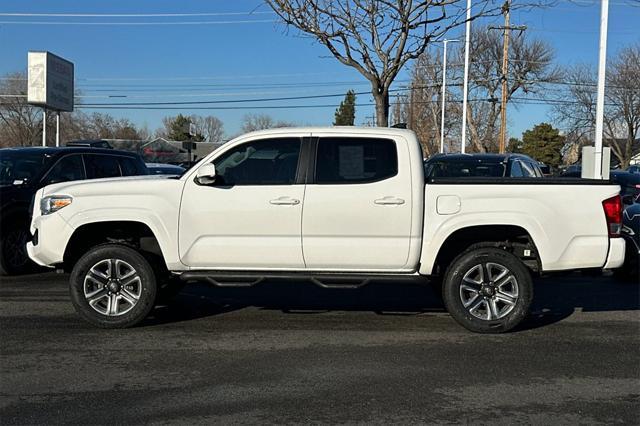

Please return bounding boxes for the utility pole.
[440,39,459,154]
[489,0,526,153]
[460,0,472,154]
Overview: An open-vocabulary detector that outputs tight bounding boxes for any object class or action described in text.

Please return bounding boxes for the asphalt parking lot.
[0,272,638,425]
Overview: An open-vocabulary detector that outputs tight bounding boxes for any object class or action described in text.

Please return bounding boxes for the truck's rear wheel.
[442,247,532,333]
[69,244,157,328]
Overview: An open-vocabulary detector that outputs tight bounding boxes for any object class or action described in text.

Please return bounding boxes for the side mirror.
[195,163,217,185]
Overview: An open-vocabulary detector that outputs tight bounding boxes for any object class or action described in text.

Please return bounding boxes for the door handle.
[374,196,405,205]
[269,197,300,205]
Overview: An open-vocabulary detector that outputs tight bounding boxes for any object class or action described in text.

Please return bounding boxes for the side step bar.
[179,271,425,290]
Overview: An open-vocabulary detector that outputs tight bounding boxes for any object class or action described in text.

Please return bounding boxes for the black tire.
[69,244,157,328]
[442,247,533,333]
[0,221,37,276]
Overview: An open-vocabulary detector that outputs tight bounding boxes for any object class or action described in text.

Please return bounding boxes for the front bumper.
[603,238,626,269]
[26,213,74,267]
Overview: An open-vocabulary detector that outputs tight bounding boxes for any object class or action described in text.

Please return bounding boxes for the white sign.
[27,51,74,112]
[581,146,611,180]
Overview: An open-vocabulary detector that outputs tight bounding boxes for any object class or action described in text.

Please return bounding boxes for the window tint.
[428,160,506,178]
[315,137,397,184]
[521,161,537,178]
[118,157,146,176]
[84,155,121,179]
[510,161,524,177]
[43,155,85,185]
[213,138,300,185]
[531,163,543,178]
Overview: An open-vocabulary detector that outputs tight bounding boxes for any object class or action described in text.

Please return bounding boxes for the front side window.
[212,138,300,185]
[315,137,397,184]
[43,155,85,185]
[0,151,48,185]
[84,155,121,179]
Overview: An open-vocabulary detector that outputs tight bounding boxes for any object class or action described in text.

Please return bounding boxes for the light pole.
[593,0,609,179]
[440,39,459,153]
[460,0,472,154]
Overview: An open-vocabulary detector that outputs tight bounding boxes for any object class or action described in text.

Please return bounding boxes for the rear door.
[301,135,413,270]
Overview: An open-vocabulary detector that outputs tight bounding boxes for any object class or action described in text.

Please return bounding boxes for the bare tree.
[266,0,509,127]
[190,115,225,142]
[241,113,275,133]
[393,53,457,156]
[454,27,560,152]
[0,72,41,147]
[554,44,640,168]
[398,27,558,154]
[241,114,295,133]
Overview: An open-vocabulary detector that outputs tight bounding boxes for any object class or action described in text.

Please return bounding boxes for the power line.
[0,19,276,26]
[0,11,275,17]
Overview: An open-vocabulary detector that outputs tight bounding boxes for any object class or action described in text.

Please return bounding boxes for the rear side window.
[510,161,524,177]
[43,155,85,185]
[315,137,397,184]
[118,157,146,176]
[428,160,506,178]
[520,161,537,178]
[84,155,121,179]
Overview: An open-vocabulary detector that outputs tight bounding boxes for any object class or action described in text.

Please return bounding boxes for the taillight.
[602,195,623,237]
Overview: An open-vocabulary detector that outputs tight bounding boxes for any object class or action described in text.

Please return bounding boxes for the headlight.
[40,195,73,215]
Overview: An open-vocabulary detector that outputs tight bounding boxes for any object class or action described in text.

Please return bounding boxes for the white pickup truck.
[27,127,625,333]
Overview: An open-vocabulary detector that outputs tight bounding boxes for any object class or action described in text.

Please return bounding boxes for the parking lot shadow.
[150,273,638,330]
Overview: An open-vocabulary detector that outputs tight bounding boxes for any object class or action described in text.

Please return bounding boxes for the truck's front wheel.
[69,244,157,328]
[442,247,533,333]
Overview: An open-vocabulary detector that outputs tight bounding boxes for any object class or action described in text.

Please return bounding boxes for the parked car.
[537,162,552,177]
[611,171,640,204]
[617,202,640,281]
[145,163,186,176]
[28,128,625,333]
[424,153,544,179]
[66,139,113,149]
[0,147,148,275]
[627,165,639,174]
[561,164,582,177]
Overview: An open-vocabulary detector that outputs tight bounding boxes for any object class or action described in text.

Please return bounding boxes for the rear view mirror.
[195,163,217,185]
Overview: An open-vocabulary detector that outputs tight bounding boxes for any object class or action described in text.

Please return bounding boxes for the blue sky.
[1,0,638,139]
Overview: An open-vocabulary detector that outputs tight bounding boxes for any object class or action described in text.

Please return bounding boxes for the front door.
[179,136,306,269]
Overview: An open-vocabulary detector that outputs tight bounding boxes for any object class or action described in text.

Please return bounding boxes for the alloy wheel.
[459,262,519,321]
[83,259,142,316]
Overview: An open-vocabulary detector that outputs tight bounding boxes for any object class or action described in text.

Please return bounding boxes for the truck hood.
[42,175,178,197]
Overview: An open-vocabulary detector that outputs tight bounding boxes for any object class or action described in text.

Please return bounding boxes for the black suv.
[0,147,148,275]
[424,153,544,179]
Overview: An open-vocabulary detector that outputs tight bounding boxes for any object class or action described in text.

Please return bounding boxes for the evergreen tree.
[510,123,564,169]
[167,114,205,141]
[334,90,356,126]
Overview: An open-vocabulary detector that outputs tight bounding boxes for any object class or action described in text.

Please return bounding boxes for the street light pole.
[440,39,459,154]
[594,0,609,179]
[460,0,472,154]
[41,109,46,147]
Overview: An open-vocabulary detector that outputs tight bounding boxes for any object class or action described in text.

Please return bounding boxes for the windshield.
[426,160,507,178]
[0,151,49,185]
